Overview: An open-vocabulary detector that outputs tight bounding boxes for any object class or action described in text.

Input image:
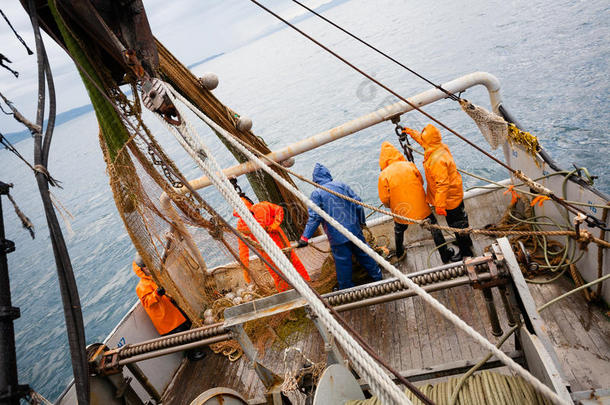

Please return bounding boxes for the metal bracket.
[0,305,20,321]
[228,324,283,394]
[464,255,506,290]
[1,238,15,254]
[0,384,30,402]
[99,352,122,376]
[305,307,345,366]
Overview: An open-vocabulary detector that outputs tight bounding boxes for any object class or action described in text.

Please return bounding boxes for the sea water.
[0,0,608,400]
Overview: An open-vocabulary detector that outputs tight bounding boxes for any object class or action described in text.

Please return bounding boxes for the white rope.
[166,84,570,405]
[153,86,410,405]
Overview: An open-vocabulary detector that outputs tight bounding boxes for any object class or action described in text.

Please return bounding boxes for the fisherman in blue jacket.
[297,163,382,289]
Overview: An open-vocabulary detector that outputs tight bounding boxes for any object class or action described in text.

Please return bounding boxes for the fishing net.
[49,4,349,356]
[460,98,508,150]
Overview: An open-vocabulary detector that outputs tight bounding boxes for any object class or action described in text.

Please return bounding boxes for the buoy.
[280,157,295,168]
[236,116,252,132]
[199,72,219,90]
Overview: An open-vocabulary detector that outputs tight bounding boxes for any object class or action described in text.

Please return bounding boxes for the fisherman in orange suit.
[133,255,188,335]
[133,255,207,360]
[234,197,311,292]
[378,141,457,264]
[404,124,474,259]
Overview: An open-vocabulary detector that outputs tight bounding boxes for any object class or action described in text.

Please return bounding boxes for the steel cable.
[247,0,605,229]
[290,0,460,101]
[171,85,569,405]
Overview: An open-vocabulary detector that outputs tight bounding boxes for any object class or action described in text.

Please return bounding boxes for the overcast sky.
[0,0,332,133]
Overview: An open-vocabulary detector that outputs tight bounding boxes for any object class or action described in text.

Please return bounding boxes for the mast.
[0,182,28,405]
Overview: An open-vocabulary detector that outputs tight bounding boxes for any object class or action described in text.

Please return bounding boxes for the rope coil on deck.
[346,370,553,405]
[325,265,469,306]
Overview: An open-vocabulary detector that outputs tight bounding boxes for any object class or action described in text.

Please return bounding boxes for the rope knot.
[576,229,594,250]
[208,216,224,240]
[33,164,61,188]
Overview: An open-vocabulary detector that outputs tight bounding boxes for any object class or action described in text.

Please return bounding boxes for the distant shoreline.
[2,104,93,144]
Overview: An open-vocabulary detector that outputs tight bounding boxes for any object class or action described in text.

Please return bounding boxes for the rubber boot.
[438,246,456,264]
[455,234,474,259]
[388,226,407,264]
[394,225,405,257]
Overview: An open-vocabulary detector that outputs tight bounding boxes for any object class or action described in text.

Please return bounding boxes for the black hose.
[26,1,89,403]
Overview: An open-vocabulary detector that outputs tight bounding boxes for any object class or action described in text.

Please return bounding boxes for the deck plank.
[529,278,610,391]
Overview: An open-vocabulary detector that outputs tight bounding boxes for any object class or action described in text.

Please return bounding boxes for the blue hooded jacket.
[302,163,366,246]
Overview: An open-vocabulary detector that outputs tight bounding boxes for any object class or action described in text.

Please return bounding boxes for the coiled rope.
[346,370,552,405]
[167,83,569,405]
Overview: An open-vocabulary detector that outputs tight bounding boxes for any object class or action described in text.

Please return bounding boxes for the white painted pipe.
[160,71,503,273]
[186,71,502,190]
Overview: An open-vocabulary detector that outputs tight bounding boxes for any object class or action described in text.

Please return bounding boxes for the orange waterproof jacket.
[378,141,431,224]
[133,262,186,335]
[408,124,463,211]
[234,201,310,291]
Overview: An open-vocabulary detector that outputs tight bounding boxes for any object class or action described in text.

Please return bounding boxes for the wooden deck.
[530,278,610,392]
[162,239,519,404]
[162,190,610,404]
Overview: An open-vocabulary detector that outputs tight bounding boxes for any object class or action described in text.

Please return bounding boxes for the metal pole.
[183,72,502,190]
[333,275,490,312]
[0,182,26,405]
[116,333,231,366]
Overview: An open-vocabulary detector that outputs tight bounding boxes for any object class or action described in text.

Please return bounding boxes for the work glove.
[402,127,419,138]
[156,287,165,296]
[297,237,308,248]
[435,207,447,216]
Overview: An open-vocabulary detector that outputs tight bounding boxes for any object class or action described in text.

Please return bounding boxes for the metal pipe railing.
[175,71,502,193]
[159,72,503,272]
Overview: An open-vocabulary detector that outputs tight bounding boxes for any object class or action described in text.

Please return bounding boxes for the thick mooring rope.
[168,84,569,405]
[347,370,553,405]
[158,86,413,405]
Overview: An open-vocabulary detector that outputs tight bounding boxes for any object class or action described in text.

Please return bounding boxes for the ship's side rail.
[499,106,609,302]
[56,301,183,405]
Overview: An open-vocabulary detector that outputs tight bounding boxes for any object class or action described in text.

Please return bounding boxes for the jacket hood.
[133,261,148,279]
[379,141,406,170]
[420,124,443,150]
[312,163,333,185]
